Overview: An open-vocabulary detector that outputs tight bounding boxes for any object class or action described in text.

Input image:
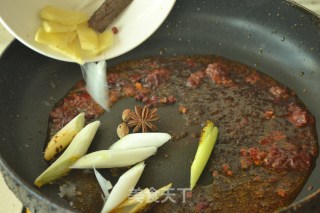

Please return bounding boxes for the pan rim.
[1,0,320,212]
[0,152,73,212]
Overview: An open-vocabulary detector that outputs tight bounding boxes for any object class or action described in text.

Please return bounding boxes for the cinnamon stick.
[89,0,133,32]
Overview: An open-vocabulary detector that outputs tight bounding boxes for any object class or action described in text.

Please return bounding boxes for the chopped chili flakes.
[264,110,274,119]
[277,189,287,197]
[135,82,143,90]
[111,26,118,34]
[222,164,233,176]
[179,105,188,114]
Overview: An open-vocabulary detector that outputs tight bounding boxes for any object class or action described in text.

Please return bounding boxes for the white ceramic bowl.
[0,0,175,63]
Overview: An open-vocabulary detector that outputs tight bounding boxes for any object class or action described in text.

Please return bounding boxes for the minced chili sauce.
[47,56,318,213]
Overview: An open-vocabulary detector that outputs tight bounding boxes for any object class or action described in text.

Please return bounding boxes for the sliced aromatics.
[101,162,146,213]
[79,30,114,59]
[40,5,89,25]
[97,30,114,51]
[42,21,77,33]
[44,112,85,161]
[48,38,84,64]
[77,23,99,51]
[70,147,157,169]
[35,28,77,49]
[190,121,218,190]
[35,5,114,63]
[35,121,100,187]
[89,0,133,32]
[113,183,172,213]
[109,133,171,150]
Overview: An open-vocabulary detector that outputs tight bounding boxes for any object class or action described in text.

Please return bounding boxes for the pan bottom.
[40,55,318,213]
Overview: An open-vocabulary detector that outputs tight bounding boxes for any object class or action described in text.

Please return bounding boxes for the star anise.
[127,105,159,132]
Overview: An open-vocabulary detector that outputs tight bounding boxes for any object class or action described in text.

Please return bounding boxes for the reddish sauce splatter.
[186,70,206,88]
[205,62,234,86]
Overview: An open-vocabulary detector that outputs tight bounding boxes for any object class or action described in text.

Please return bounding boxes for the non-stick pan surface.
[1,0,320,212]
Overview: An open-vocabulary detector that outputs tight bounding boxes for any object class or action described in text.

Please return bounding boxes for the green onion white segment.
[35,120,100,187]
[70,147,157,169]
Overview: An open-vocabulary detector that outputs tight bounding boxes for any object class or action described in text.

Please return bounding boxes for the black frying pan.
[1,0,320,212]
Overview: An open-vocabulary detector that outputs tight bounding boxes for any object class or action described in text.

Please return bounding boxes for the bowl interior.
[0,0,175,63]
